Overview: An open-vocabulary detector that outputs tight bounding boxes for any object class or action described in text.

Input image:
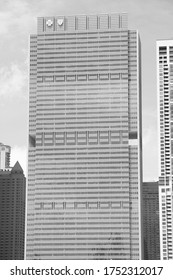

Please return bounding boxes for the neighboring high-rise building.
[143,182,160,260]
[157,39,173,260]
[0,161,26,259]
[26,13,143,260]
[0,143,11,170]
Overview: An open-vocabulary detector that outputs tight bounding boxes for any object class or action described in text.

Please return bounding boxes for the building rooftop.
[11,161,23,174]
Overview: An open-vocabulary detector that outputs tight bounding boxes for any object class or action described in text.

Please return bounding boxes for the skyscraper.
[0,161,26,259]
[143,182,160,260]
[157,39,173,259]
[26,13,143,260]
[0,143,11,170]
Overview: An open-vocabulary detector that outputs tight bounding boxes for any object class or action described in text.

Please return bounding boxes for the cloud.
[0,0,37,37]
[142,107,159,181]
[10,145,27,176]
[142,124,159,181]
[0,64,27,99]
[0,0,171,40]
[143,126,157,147]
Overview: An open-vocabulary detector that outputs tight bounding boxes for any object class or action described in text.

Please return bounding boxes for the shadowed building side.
[143,182,160,259]
[0,161,26,259]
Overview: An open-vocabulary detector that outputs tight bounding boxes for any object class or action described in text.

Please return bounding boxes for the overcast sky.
[0,0,172,180]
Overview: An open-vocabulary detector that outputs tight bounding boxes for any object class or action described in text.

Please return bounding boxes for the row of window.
[37,30,136,38]
[36,200,129,210]
[38,73,128,83]
[36,130,126,146]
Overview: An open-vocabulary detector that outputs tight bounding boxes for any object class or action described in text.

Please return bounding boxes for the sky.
[0,0,172,180]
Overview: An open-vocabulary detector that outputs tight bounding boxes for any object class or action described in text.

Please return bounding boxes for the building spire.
[11,161,23,174]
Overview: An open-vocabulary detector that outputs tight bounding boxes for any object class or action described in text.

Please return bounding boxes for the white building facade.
[157,39,173,259]
[26,13,143,260]
[0,143,11,170]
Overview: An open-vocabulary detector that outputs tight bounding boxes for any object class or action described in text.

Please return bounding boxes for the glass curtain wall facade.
[26,13,143,260]
[157,40,173,259]
[143,182,160,260]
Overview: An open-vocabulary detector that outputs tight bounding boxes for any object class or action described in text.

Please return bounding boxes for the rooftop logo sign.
[57,19,64,26]
[46,19,53,27]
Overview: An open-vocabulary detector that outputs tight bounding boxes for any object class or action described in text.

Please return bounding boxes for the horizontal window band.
[37,72,129,83]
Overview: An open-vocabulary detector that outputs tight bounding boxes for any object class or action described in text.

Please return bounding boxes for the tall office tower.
[143,182,160,260]
[157,40,173,259]
[26,13,143,260]
[0,161,26,259]
[0,143,11,170]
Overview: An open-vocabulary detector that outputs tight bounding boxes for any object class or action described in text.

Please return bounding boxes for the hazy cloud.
[10,145,27,176]
[0,64,27,98]
[0,0,36,37]
[143,123,158,181]
[1,0,172,181]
